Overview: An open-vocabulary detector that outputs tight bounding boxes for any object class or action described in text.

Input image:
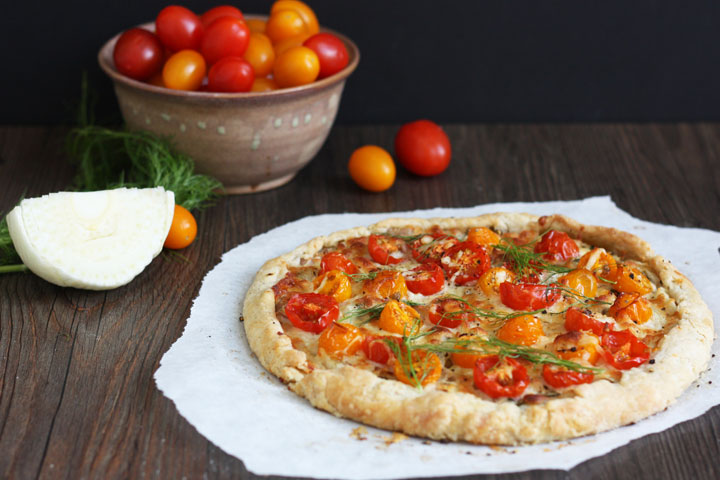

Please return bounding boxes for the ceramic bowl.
[98,19,359,194]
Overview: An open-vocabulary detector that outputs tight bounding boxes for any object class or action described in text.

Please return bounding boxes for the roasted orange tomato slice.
[318,322,364,359]
[394,350,443,387]
[363,271,408,300]
[611,265,653,295]
[478,267,516,297]
[466,227,500,249]
[608,293,653,325]
[560,268,598,299]
[313,269,352,303]
[496,314,544,346]
[577,247,617,281]
[378,300,420,335]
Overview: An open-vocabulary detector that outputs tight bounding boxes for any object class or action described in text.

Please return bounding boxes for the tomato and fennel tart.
[242,214,713,445]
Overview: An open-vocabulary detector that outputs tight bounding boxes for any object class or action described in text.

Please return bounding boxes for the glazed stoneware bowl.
[98,19,359,194]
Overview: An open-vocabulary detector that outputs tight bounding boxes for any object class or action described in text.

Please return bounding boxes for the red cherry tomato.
[601,330,650,370]
[410,230,459,264]
[473,355,529,399]
[155,5,204,52]
[200,5,244,28]
[284,293,339,333]
[404,263,444,295]
[362,334,400,364]
[440,241,491,285]
[534,230,580,262]
[428,297,477,329]
[207,57,254,92]
[564,307,610,336]
[200,16,250,65]
[113,28,164,80]
[320,252,357,275]
[368,235,407,265]
[542,364,594,389]
[394,120,452,176]
[302,33,349,79]
[499,282,561,310]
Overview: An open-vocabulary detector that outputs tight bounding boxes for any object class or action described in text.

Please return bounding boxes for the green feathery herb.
[391,233,424,243]
[343,271,381,282]
[340,300,424,325]
[0,215,25,272]
[494,240,573,278]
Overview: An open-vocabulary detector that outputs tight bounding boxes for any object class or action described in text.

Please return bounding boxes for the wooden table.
[1,124,718,480]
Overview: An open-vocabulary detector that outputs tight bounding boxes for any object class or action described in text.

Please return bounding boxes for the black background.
[5,0,720,124]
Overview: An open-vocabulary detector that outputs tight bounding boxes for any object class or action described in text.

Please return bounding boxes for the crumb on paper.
[489,445,507,453]
[374,432,408,447]
[350,426,368,441]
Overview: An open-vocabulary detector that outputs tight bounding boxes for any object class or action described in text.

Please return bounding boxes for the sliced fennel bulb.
[6,187,174,290]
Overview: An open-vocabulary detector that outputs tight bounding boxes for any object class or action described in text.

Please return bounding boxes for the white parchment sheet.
[155,197,720,478]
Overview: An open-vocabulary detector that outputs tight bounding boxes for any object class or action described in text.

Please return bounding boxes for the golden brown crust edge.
[242,213,714,445]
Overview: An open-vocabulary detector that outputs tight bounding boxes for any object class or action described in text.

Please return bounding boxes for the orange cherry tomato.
[496,314,544,346]
[577,248,617,281]
[467,227,501,248]
[250,77,279,92]
[378,300,420,335]
[611,265,653,295]
[363,271,407,300]
[245,18,266,33]
[162,50,206,91]
[318,322,364,359]
[552,331,601,365]
[608,293,653,325]
[394,350,442,387]
[313,269,353,303]
[348,145,396,192]
[450,333,487,368]
[244,32,275,77]
[265,9,309,44]
[273,45,319,87]
[478,267,516,297]
[164,204,197,249]
[271,0,319,35]
[273,33,312,56]
[560,268,598,298]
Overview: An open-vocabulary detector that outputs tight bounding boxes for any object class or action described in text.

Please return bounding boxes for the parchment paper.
[154,197,720,478]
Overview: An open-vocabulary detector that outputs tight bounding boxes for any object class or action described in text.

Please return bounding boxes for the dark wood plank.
[0,124,718,480]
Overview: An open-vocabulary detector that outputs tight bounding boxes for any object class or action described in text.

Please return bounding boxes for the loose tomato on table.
[362,334,400,364]
[478,267,516,297]
[367,234,407,265]
[542,365,594,389]
[394,350,443,387]
[607,293,653,325]
[473,355,529,399]
[394,120,451,176]
[564,307,609,336]
[404,263,444,295]
[318,322,364,359]
[499,282,560,311]
[347,145,396,192]
[601,329,650,369]
[427,297,477,329]
[164,204,197,249]
[303,33,349,79]
[534,230,579,262]
[155,5,204,52]
[207,57,254,92]
[200,5,244,28]
[200,16,250,65]
[440,241,491,285]
[378,300,420,335]
[113,28,165,80]
[285,293,339,333]
[162,50,207,91]
[320,251,357,274]
[313,269,352,303]
[271,0,320,35]
[496,314,544,346]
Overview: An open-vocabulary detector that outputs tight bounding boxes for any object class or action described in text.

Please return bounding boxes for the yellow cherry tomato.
[607,293,653,325]
[162,50,206,91]
[378,300,420,335]
[318,322,364,360]
[450,332,488,368]
[394,350,442,387]
[552,331,600,365]
[348,145,396,192]
[164,205,197,249]
[245,18,266,33]
[560,268,598,298]
[273,33,312,56]
[478,267,516,297]
[496,314,544,346]
[244,32,275,77]
[266,9,309,44]
[313,269,352,303]
[271,0,319,35]
[273,45,319,87]
[251,77,279,92]
[577,247,617,281]
[467,227,500,248]
[363,271,408,300]
[611,265,653,295]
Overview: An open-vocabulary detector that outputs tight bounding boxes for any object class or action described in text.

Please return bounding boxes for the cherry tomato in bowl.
[155,5,204,52]
[113,28,164,81]
[303,33,349,79]
[208,57,254,92]
[200,16,250,65]
[162,50,207,91]
[395,120,452,176]
[200,5,244,28]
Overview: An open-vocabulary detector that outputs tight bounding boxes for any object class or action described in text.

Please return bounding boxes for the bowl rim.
[98,15,360,99]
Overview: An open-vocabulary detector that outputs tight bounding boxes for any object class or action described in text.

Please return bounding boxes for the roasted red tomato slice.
[410,231,459,264]
[440,241,491,285]
[362,334,400,364]
[499,282,561,310]
[601,329,650,370]
[564,307,610,336]
[542,364,594,389]
[473,355,529,399]
[320,251,358,274]
[428,297,477,328]
[285,293,339,333]
[404,263,445,295]
[534,230,580,262]
[368,234,407,265]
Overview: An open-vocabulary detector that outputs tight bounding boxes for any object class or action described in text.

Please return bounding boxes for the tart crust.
[242,213,714,444]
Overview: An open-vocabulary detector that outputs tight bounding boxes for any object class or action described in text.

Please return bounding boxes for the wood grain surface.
[1,124,718,480]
